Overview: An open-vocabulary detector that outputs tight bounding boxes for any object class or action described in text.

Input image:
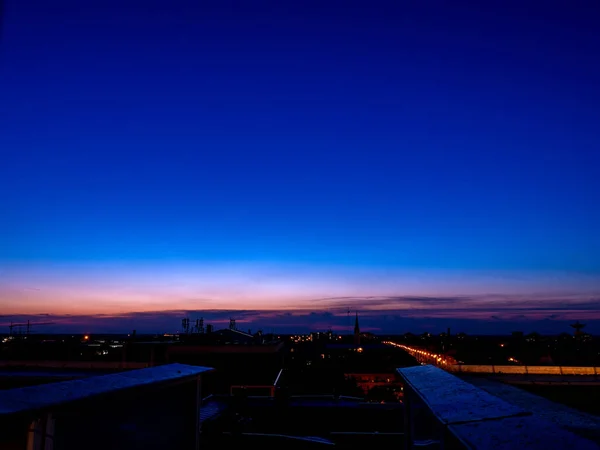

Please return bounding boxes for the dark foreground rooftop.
[399,365,599,449]
[463,375,600,444]
[0,363,212,416]
[2,361,598,450]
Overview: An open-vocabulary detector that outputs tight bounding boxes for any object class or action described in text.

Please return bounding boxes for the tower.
[181,318,190,334]
[354,311,360,346]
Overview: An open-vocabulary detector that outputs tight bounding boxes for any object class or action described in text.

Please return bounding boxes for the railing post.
[404,389,412,450]
[26,413,54,450]
[26,418,42,450]
[44,414,55,450]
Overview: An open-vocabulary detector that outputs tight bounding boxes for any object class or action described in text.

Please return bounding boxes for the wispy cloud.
[305,293,600,316]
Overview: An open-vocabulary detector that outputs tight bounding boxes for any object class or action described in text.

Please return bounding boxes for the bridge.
[385,341,600,385]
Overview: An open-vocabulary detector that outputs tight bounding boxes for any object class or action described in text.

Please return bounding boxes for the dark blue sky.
[1,1,599,333]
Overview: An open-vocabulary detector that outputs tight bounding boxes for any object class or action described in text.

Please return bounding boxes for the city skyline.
[2,1,599,334]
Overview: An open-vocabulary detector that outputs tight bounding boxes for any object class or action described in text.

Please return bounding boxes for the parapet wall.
[448,364,599,375]
[0,360,149,369]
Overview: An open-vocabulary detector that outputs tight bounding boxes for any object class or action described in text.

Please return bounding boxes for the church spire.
[354,311,360,346]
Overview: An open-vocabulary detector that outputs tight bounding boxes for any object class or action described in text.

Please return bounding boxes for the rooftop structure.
[0,364,213,450]
[0,363,212,416]
[464,376,600,443]
[398,365,599,449]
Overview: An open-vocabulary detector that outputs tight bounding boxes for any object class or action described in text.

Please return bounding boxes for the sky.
[1,1,600,334]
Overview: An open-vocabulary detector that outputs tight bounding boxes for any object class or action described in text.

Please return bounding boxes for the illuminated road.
[384,341,452,367]
[384,341,600,382]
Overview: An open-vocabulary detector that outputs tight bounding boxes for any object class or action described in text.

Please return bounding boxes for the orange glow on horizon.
[1,263,599,318]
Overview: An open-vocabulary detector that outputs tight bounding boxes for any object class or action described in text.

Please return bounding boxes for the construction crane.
[8,320,55,336]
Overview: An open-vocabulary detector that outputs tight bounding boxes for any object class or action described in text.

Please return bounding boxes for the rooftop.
[463,375,600,443]
[398,365,599,449]
[0,363,212,415]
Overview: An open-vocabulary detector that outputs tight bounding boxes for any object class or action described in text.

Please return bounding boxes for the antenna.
[8,321,55,336]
